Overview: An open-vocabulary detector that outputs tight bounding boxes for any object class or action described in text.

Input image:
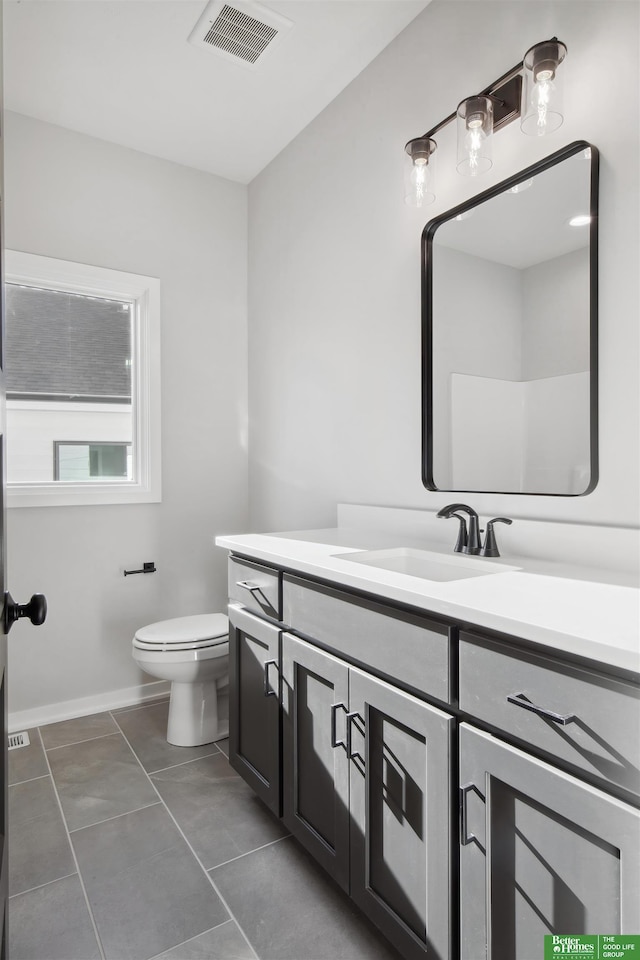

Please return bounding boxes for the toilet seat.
[133,613,228,652]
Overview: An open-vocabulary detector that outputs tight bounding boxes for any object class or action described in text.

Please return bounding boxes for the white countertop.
[215,527,640,676]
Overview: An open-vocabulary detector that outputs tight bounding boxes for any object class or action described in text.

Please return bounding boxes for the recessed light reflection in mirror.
[569,214,591,227]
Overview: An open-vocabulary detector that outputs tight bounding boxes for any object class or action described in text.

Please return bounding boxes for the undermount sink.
[333,547,520,582]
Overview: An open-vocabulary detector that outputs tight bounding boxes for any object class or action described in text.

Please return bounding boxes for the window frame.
[5,251,161,507]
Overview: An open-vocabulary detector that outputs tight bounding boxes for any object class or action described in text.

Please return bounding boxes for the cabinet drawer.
[228,556,281,620]
[459,633,640,797]
[283,574,450,704]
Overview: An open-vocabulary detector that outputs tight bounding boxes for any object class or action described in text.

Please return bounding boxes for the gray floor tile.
[152,920,256,960]
[114,701,220,772]
[9,874,102,960]
[48,732,159,831]
[211,836,403,960]
[8,729,48,785]
[40,710,119,749]
[9,776,76,896]
[151,752,288,870]
[216,738,229,757]
[72,802,229,960]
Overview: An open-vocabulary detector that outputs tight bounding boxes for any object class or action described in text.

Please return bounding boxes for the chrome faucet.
[436,503,481,555]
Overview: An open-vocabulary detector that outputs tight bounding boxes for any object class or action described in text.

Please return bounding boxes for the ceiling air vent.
[188,0,294,69]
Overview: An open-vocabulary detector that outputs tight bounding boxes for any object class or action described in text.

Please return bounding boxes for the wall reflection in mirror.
[423,141,598,496]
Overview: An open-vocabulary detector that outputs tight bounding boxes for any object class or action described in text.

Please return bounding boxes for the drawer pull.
[507,693,576,726]
[263,659,278,698]
[236,580,262,592]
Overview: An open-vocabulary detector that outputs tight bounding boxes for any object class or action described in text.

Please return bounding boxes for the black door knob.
[3,592,48,633]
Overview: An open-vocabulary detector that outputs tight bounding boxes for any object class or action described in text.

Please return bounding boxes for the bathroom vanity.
[216,516,640,960]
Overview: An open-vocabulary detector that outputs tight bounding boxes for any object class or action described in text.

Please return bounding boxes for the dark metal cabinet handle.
[3,592,47,634]
[460,782,477,846]
[263,659,278,698]
[330,703,347,749]
[507,692,576,725]
[345,711,361,760]
[236,580,262,593]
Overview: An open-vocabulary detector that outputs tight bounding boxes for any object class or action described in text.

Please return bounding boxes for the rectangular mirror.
[422,141,598,496]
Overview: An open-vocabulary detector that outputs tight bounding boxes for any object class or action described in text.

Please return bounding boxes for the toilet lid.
[135,613,228,646]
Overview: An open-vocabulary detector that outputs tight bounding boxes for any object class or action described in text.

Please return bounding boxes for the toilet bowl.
[132,613,229,747]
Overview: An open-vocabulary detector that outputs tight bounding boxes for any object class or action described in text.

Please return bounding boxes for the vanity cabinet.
[224,553,640,960]
[459,724,640,960]
[281,632,453,960]
[228,603,281,815]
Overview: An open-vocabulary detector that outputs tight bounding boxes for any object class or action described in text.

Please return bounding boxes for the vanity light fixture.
[405,37,567,206]
[520,39,567,137]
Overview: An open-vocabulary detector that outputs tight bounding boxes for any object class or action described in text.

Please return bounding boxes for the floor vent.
[8,731,31,750]
[188,0,293,69]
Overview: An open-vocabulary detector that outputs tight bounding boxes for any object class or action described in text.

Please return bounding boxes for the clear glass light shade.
[404,138,437,207]
[456,96,493,176]
[521,40,567,136]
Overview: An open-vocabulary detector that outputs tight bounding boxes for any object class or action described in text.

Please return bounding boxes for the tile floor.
[8,698,402,960]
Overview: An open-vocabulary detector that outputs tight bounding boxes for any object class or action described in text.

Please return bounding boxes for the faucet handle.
[450,512,468,553]
[480,518,512,558]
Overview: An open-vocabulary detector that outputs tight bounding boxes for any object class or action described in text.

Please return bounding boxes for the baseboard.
[8,680,171,733]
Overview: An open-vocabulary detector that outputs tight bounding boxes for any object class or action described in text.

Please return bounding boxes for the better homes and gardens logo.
[544,935,640,959]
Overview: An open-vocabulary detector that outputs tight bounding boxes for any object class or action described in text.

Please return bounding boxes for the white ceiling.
[4,0,430,183]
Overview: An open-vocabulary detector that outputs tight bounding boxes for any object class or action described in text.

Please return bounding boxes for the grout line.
[111,714,260,960]
[8,773,50,788]
[43,730,121,753]
[37,728,108,960]
[9,871,79,901]
[208,833,290,872]
[146,745,227,777]
[68,800,162,835]
[146,918,236,960]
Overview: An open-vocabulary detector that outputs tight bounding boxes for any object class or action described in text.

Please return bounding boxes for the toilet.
[132,613,229,747]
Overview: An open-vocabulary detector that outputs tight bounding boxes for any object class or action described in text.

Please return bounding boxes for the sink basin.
[333,547,520,582]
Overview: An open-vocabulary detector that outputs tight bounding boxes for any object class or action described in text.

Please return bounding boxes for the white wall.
[5,113,248,718]
[248,0,640,532]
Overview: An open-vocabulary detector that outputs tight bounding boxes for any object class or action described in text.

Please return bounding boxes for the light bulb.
[464,122,486,173]
[410,158,429,206]
[531,75,556,133]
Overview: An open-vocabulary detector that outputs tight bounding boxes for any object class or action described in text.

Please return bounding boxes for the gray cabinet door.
[349,667,454,960]
[228,604,281,815]
[282,633,350,892]
[459,723,640,960]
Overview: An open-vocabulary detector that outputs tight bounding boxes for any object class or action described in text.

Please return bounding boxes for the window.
[54,442,132,481]
[5,252,161,507]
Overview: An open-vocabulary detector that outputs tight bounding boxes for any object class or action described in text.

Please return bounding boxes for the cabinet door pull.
[346,711,361,760]
[263,659,278,698]
[330,703,347,749]
[507,692,576,725]
[236,579,262,593]
[459,782,477,846]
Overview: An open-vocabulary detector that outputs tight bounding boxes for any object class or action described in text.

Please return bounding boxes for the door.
[281,633,350,892]
[459,723,640,960]
[228,603,281,815]
[349,667,454,960]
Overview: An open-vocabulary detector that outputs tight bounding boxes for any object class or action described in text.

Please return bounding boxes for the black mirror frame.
[421,140,599,497]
